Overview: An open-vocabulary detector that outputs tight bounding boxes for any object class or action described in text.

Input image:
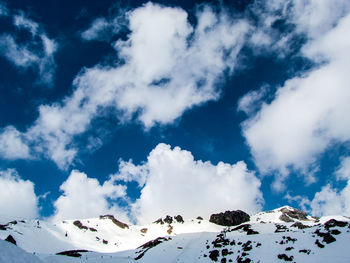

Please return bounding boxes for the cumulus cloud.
[0,12,57,85]
[286,157,350,217]
[0,169,39,221]
[241,1,350,189]
[0,3,250,169]
[113,143,263,224]
[52,170,128,221]
[0,126,31,160]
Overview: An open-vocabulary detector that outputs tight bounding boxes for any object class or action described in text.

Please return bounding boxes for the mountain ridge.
[1,206,349,262]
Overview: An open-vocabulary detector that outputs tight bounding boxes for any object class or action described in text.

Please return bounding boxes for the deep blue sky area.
[1,0,349,221]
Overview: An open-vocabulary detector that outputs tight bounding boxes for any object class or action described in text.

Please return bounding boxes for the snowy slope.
[1,207,350,262]
[0,239,43,263]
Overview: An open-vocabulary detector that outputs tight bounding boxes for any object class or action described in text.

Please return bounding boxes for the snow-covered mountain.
[1,206,349,262]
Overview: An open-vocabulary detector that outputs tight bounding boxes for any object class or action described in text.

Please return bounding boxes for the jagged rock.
[231,224,259,235]
[5,235,16,245]
[153,218,164,224]
[135,237,171,260]
[279,213,294,222]
[174,215,184,223]
[210,210,250,226]
[277,254,294,261]
[291,222,310,229]
[0,224,7,230]
[164,215,173,224]
[314,229,336,244]
[279,207,308,222]
[73,220,88,230]
[56,249,88,258]
[99,215,129,229]
[324,219,348,230]
[209,249,219,261]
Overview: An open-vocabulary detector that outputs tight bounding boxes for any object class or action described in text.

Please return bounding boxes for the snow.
[1,207,350,262]
[0,239,43,263]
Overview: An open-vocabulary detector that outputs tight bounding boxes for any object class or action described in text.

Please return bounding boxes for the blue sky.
[1,0,350,223]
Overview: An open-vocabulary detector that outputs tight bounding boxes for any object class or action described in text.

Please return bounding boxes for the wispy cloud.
[0,11,57,86]
[0,3,250,169]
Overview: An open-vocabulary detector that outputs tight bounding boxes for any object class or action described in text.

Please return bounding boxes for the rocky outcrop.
[279,207,308,222]
[209,210,250,226]
[5,235,16,245]
[99,215,129,229]
[174,215,184,223]
[56,249,88,258]
[164,215,173,224]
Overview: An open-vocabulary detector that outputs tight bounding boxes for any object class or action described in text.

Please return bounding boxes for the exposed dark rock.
[103,239,108,244]
[222,248,232,256]
[197,216,203,220]
[99,215,129,229]
[135,237,171,260]
[153,218,164,224]
[237,256,251,263]
[315,239,324,248]
[279,214,294,223]
[314,229,336,244]
[285,247,294,251]
[275,224,288,233]
[0,224,7,230]
[330,229,341,235]
[280,207,308,221]
[277,254,294,261]
[242,241,252,252]
[212,235,230,248]
[73,220,88,230]
[299,249,311,255]
[221,258,227,263]
[210,210,250,226]
[56,250,88,258]
[291,222,310,229]
[324,219,348,230]
[5,235,16,245]
[209,249,219,261]
[174,215,184,223]
[231,224,259,235]
[89,227,97,232]
[164,215,173,224]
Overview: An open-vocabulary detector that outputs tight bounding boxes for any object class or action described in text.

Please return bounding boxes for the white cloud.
[237,85,268,115]
[0,12,57,85]
[113,143,263,224]
[81,17,112,41]
[285,157,350,217]
[13,13,39,36]
[0,34,39,67]
[0,3,250,169]
[52,170,128,222]
[0,126,31,160]
[0,169,39,221]
[241,4,350,188]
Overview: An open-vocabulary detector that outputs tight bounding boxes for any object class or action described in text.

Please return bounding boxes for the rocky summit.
[0,206,350,262]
